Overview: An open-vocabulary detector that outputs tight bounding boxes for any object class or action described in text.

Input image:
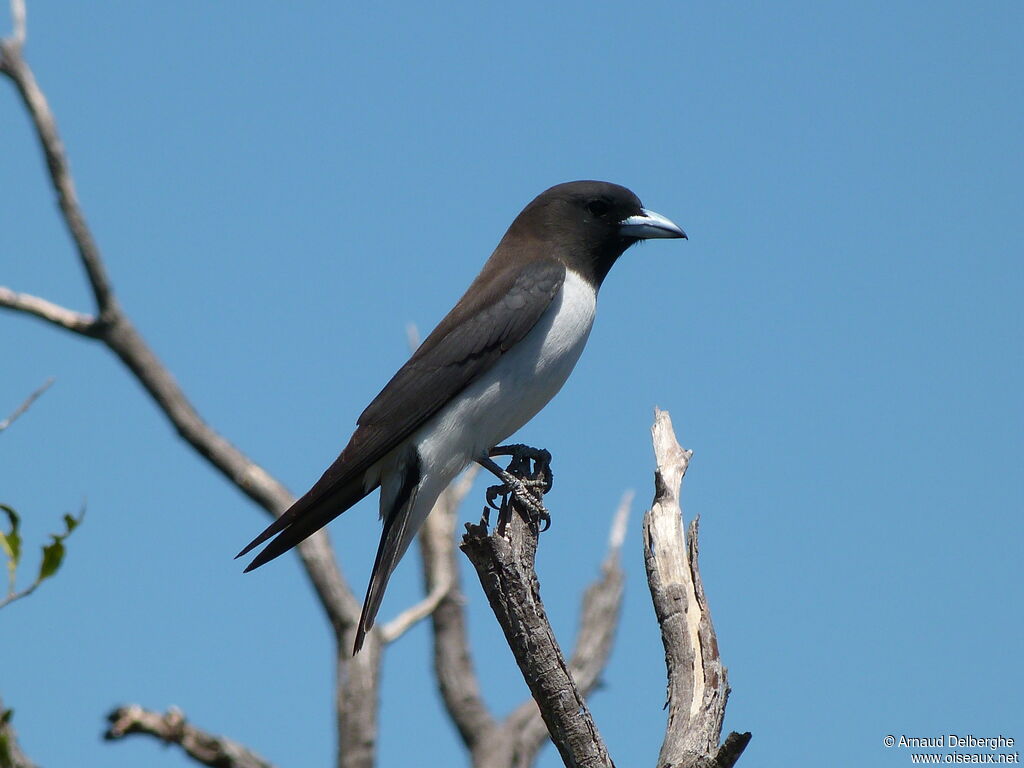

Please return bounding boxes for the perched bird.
[237,180,686,652]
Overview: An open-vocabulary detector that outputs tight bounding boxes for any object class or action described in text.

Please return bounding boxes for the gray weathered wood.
[644,408,750,768]
[462,510,615,768]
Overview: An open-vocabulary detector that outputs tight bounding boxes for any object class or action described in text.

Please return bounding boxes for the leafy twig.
[0,504,83,611]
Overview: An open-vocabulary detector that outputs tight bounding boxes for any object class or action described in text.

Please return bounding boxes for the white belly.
[364,268,597,594]
[413,268,597,487]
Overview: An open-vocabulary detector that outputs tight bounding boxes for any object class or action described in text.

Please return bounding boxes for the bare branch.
[0,377,53,433]
[607,489,631,553]
[104,705,274,768]
[8,0,23,46]
[0,287,97,336]
[644,408,749,768]
[569,490,631,685]
[0,6,358,633]
[2,15,384,767]
[462,508,614,768]
[708,730,753,768]
[0,583,37,610]
[332,636,382,768]
[379,572,450,644]
[103,315,360,628]
[0,28,115,318]
[509,492,632,764]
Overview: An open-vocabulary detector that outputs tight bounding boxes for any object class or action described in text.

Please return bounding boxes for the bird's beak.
[618,208,687,240]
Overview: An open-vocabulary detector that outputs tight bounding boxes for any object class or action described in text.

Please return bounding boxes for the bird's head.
[509,180,686,287]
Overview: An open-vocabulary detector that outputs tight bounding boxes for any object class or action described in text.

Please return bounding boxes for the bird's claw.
[475,443,554,534]
[536,508,551,532]
[486,484,505,510]
[490,444,554,494]
[485,477,545,535]
[478,444,554,535]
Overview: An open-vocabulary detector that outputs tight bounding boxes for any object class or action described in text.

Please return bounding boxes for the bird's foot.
[490,444,554,494]
[477,445,553,535]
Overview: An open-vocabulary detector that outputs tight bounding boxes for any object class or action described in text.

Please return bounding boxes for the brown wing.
[237,257,565,568]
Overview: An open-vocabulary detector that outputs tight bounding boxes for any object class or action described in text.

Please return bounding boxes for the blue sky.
[2,2,1021,767]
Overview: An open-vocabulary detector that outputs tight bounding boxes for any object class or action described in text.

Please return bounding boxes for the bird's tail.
[353,491,425,653]
[353,449,423,653]
[237,477,372,572]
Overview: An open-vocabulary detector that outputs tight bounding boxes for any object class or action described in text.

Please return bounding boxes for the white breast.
[365,268,597,580]
[413,268,597,483]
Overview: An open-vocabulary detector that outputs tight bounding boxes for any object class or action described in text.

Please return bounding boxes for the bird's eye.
[586,200,610,217]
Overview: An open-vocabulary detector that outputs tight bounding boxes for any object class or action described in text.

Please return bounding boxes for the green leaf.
[0,505,19,536]
[0,530,20,569]
[63,513,80,534]
[0,505,21,571]
[1,707,11,724]
[38,536,65,582]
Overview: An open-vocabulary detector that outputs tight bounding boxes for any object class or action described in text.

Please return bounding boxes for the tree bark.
[644,409,750,768]
[104,705,275,768]
[462,510,615,768]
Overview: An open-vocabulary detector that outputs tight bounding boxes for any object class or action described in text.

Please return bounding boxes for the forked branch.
[0,0,356,632]
[1,6,372,768]
[461,411,749,768]
[104,705,274,768]
[645,408,750,768]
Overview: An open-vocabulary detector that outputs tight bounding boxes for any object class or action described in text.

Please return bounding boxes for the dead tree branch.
[1,1,355,628]
[0,287,97,335]
[0,18,114,321]
[104,705,274,768]
[461,411,748,768]
[506,491,631,764]
[566,490,630,691]
[0,378,53,433]
[379,570,450,644]
[421,485,628,768]
[0,288,96,335]
[461,507,615,768]
[1,6,380,768]
[644,408,750,768]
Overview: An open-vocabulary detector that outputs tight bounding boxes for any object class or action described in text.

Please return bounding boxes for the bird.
[237,180,686,652]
